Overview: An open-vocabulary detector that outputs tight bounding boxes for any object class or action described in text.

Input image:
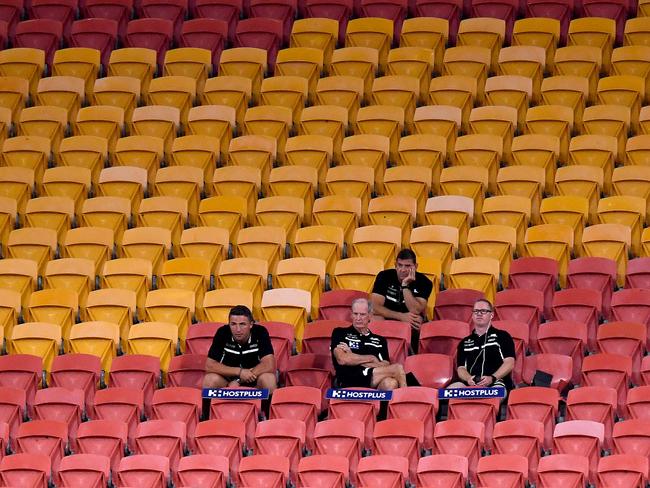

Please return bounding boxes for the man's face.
[396,258,416,281]
[471,302,493,329]
[229,314,253,343]
[351,301,371,334]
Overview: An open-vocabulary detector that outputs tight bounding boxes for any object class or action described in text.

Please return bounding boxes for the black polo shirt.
[372,269,433,314]
[330,325,390,387]
[207,323,274,369]
[456,325,516,389]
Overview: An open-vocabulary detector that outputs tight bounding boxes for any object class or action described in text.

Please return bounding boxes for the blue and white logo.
[326,389,393,401]
[438,386,506,399]
[202,388,270,399]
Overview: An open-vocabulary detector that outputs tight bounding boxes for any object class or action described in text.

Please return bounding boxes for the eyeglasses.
[472,309,492,315]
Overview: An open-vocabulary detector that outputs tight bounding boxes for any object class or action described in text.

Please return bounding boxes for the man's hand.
[401,311,423,330]
[336,343,352,354]
[401,267,416,287]
[476,375,493,387]
[466,376,477,386]
[239,368,257,383]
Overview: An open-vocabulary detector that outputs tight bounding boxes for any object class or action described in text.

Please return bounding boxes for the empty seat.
[125,18,174,68]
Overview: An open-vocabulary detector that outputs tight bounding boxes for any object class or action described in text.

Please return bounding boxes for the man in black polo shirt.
[450,298,515,392]
[331,298,407,389]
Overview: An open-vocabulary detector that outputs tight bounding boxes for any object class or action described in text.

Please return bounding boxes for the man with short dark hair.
[331,298,407,390]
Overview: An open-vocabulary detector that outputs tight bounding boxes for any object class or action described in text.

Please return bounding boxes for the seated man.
[331,298,407,390]
[449,298,515,393]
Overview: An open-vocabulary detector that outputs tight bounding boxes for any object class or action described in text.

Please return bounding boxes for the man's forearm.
[457,366,473,383]
[373,302,406,321]
[493,358,515,381]
[206,358,241,378]
[337,351,382,366]
[251,355,276,376]
[402,289,425,315]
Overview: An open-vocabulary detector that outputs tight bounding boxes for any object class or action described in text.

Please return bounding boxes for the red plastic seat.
[413,0,462,44]
[448,397,500,450]
[209,387,261,448]
[494,288,544,351]
[611,289,650,350]
[284,353,333,401]
[597,453,648,488]
[327,390,379,449]
[522,353,573,393]
[369,320,410,364]
[116,454,170,488]
[194,419,246,477]
[566,385,617,451]
[404,353,453,389]
[76,419,128,473]
[492,319,529,385]
[138,0,188,41]
[0,387,25,442]
[613,418,650,459]
[476,454,529,488]
[108,354,160,419]
[167,354,206,389]
[237,454,290,488]
[151,386,201,450]
[525,0,573,44]
[582,0,628,44]
[297,454,349,488]
[357,455,409,488]
[15,420,67,475]
[360,0,408,39]
[192,0,242,42]
[418,320,469,359]
[0,453,51,488]
[508,257,558,319]
[134,419,186,473]
[302,319,350,356]
[553,419,604,483]
[373,418,424,480]
[93,387,144,444]
[50,354,101,411]
[179,18,228,69]
[0,355,43,418]
[269,386,321,449]
[567,257,617,321]
[493,419,544,484]
[415,454,468,488]
[33,387,84,443]
[14,19,62,66]
[625,385,650,421]
[185,322,221,356]
[434,419,484,483]
[82,0,133,40]
[552,288,602,351]
[249,0,297,45]
[433,288,484,323]
[29,0,75,37]
[507,386,560,449]
[176,454,229,488]
[254,418,305,475]
[470,0,518,42]
[318,290,368,321]
[259,320,294,378]
[58,453,111,488]
[234,17,283,72]
[537,453,589,488]
[581,353,632,412]
[597,321,646,385]
[387,386,438,450]
[313,418,364,483]
[125,18,174,68]
[303,0,353,45]
[68,18,118,67]
[626,257,650,289]
[537,320,587,385]
[0,0,22,37]
[0,422,6,461]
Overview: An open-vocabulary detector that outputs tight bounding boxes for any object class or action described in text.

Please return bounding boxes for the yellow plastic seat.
[553,45,602,103]
[169,134,220,191]
[101,258,153,315]
[399,17,449,74]
[154,166,204,225]
[525,104,573,164]
[260,76,308,124]
[345,17,393,72]
[0,48,45,96]
[145,288,195,350]
[268,165,318,225]
[6,227,57,275]
[540,76,589,130]
[131,105,180,156]
[626,134,650,166]
[274,47,324,100]
[284,135,333,193]
[354,105,404,162]
[624,16,650,46]
[36,76,85,122]
[524,223,574,286]
[329,47,379,101]
[337,137,384,201]
[0,258,38,308]
[0,197,17,252]
[211,165,261,221]
[453,133,503,194]
[439,165,489,216]
[333,256,383,293]
[255,196,304,244]
[216,258,268,313]
[98,166,148,214]
[127,321,178,375]
[41,166,91,214]
[442,46,491,103]
[202,288,255,324]
[512,17,561,71]
[137,196,188,247]
[10,322,61,374]
[69,321,120,372]
[0,289,21,343]
[554,164,604,224]
[52,48,101,97]
[236,225,287,273]
[468,105,517,163]
[428,75,477,132]
[597,195,646,256]
[497,46,546,103]
[299,105,348,162]
[387,47,436,103]
[509,135,559,196]
[27,289,78,343]
[569,134,618,194]
[413,105,461,162]
[540,196,590,251]
[352,224,401,269]
[409,224,458,277]
[63,226,114,275]
[467,225,517,286]
[74,105,125,152]
[84,288,137,348]
[612,165,650,221]
[112,136,165,188]
[275,256,326,319]
[371,75,419,124]
[261,287,311,349]
[294,225,344,276]
[481,195,532,254]
[424,195,474,253]
[448,256,501,303]
[642,106,650,135]
[597,75,645,132]
[315,76,364,127]
[146,76,196,124]
[108,48,157,96]
[1,135,50,185]
[568,17,616,73]
[44,257,95,308]
[0,106,11,148]
[163,47,212,96]
[0,166,34,216]
[367,195,417,248]
[581,223,631,286]
[198,195,248,243]
[17,105,67,151]
[290,18,338,66]
[383,165,432,225]
[244,105,292,164]
[397,134,446,194]
[92,76,141,123]
[484,75,533,129]
[24,196,74,244]
[312,195,362,245]
[179,226,230,276]
[218,48,267,103]
[81,196,131,246]
[120,227,172,277]
[457,17,505,70]
[0,76,28,123]
[201,76,252,127]
[611,46,650,104]
[57,136,108,184]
